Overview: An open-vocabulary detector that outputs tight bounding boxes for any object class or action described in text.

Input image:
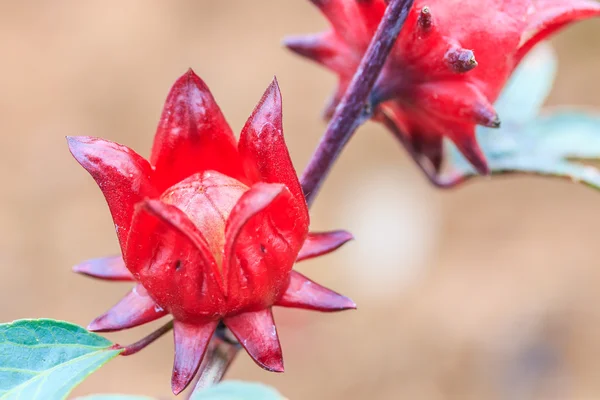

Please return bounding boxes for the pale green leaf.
[443,112,600,189]
[190,381,284,400]
[494,43,557,124]
[0,319,122,400]
[513,112,600,160]
[74,396,154,400]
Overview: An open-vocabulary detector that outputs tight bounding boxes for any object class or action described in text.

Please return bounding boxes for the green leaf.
[513,112,600,160]
[74,396,154,400]
[443,111,600,189]
[0,319,122,400]
[190,381,284,400]
[74,382,285,400]
[494,43,557,124]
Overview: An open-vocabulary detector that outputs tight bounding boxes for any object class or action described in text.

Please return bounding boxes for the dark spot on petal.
[260,244,267,254]
[175,260,182,271]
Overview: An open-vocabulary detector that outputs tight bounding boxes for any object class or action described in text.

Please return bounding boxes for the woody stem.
[300,0,415,207]
[188,334,242,398]
[184,323,240,397]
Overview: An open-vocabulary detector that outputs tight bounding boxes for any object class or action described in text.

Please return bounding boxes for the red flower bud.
[286,0,600,175]
[68,70,355,394]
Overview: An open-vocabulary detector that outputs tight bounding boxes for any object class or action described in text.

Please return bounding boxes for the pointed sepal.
[171,320,219,395]
[378,104,445,177]
[126,199,224,322]
[277,271,356,312]
[224,308,284,372]
[516,0,600,63]
[410,134,445,176]
[150,69,244,190]
[297,230,354,262]
[238,78,307,216]
[284,32,356,77]
[72,255,132,281]
[87,284,167,332]
[224,182,307,302]
[308,0,371,45]
[283,33,346,71]
[67,136,158,254]
[449,130,490,176]
[411,81,501,129]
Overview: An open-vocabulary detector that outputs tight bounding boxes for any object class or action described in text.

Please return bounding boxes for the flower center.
[160,171,249,268]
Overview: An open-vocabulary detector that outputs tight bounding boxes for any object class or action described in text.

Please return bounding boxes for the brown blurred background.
[1,1,599,399]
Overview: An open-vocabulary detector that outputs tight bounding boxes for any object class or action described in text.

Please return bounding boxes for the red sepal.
[238,78,308,219]
[408,81,500,129]
[276,271,356,312]
[516,0,600,63]
[150,70,244,190]
[126,199,224,322]
[284,33,355,74]
[171,320,218,395]
[67,136,157,254]
[72,255,132,281]
[448,128,490,176]
[87,284,166,332]
[297,230,354,262]
[381,101,490,175]
[224,308,284,372]
[224,183,307,308]
[309,0,371,46]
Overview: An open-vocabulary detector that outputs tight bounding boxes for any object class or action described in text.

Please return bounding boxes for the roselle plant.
[67,74,355,394]
[289,0,600,190]
[1,0,599,399]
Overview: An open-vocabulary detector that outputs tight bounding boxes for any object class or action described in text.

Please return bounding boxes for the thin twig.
[119,320,174,356]
[300,0,415,207]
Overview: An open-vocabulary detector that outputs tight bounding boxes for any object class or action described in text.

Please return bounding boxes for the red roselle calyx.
[286,0,600,177]
[68,70,355,395]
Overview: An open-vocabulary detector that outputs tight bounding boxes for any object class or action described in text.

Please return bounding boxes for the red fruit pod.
[287,0,600,177]
[68,69,355,394]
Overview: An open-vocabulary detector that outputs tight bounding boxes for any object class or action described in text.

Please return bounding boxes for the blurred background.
[0,1,599,399]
